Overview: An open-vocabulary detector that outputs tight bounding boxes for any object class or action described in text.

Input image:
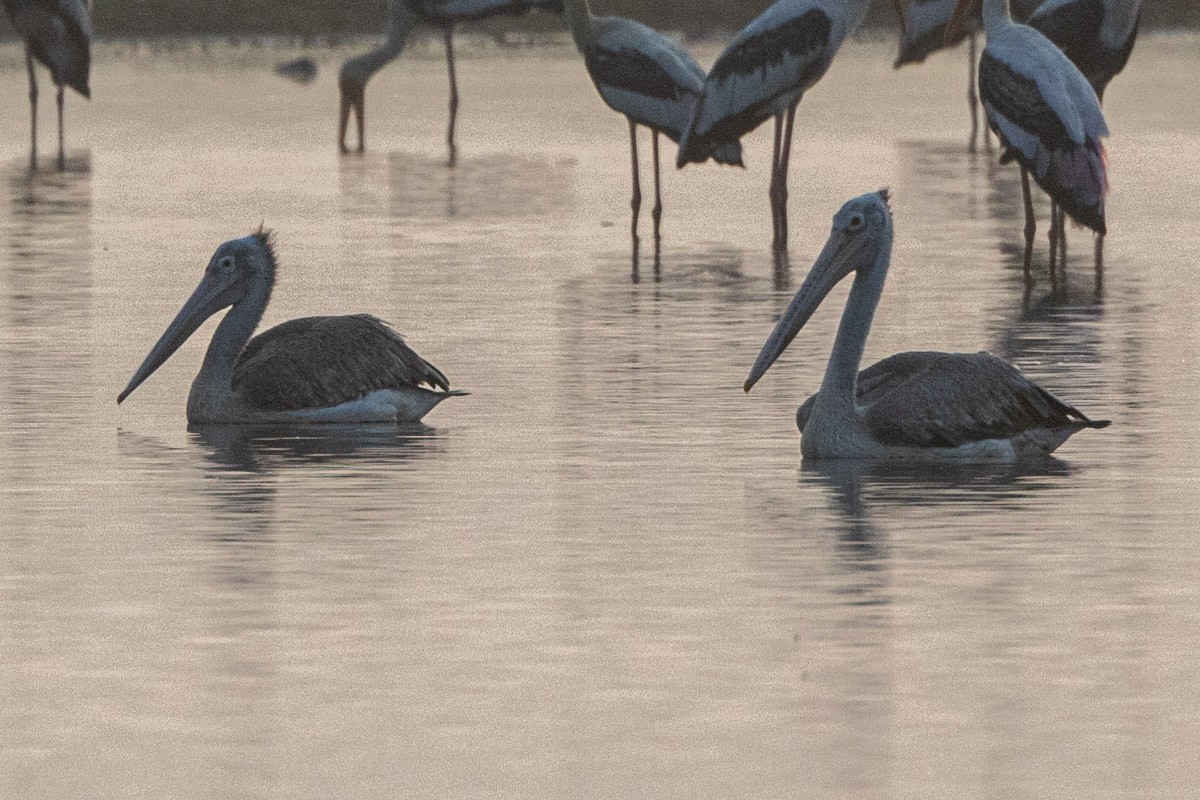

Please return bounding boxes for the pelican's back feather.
[232,314,452,412]
[857,351,1107,451]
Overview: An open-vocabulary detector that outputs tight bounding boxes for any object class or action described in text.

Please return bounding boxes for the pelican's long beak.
[118,272,241,404]
[945,0,979,45]
[744,232,859,393]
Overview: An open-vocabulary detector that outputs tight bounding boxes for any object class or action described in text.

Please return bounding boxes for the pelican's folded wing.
[859,351,1103,449]
[233,314,451,411]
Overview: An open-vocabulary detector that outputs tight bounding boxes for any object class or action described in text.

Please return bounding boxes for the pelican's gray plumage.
[339,0,562,159]
[2,0,92,168]
[745,190,1109,460]
[118,231,466,425]
[563,0,743,243]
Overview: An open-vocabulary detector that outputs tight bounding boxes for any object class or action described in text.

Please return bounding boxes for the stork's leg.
[629,119,641,246]
[445,25,459,166]
[651,129,663,241]
[773,104,797,252]
[769,113,784,245]
[968,33,979,153]
[1021,169,1036,277]
[25,47,38,167]
[1057,206,1067,264]
[1049,199,1059,272]
[56,85,65,170]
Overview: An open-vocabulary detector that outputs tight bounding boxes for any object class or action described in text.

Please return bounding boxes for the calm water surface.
[1,36,1199,799]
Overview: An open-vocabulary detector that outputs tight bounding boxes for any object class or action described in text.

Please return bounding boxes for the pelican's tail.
[1034,139,1108,235]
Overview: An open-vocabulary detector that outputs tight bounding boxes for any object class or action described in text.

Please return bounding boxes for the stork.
[1027,0,1140,103]
[562,0,743,244]
[743,190,1109,460]
[676,0,871,251]
[948,0,1110,272]
[118,230,466,425]
[2,0,91,169]
[891,0,992,151]
[339,0,563,162]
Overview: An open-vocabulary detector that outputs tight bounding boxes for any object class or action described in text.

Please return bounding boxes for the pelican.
[2,0,91,168]
[948,0,1109,271]
[118,230,466,425]
[743,190,1109,460]
[339,0,563,161]
[563,0,743,244]
[676,0,871,251]
[891,0,992,151]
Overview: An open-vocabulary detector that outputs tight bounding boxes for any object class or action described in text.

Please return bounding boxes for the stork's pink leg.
[1021,169,1036,278]
[445,26,459,166]
[628,119,641,246]
[769,113,783,244]
[25,47,37,167]
[773,105,797,251]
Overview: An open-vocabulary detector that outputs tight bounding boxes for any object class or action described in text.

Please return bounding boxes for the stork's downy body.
[1026,0,1140,103]
[891,0,991,151]
[2,0,91,168]
[743,190,1108,461]
[118,231,466,425]
[949,0,1110,271]
[676,0,870,251]
[339,0,562,161]
[563,0,742,244]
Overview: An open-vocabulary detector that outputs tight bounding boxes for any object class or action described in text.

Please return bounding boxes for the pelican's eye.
[218,256,235,272]
[847,214,864,232]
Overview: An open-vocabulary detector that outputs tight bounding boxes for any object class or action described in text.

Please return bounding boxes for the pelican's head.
[338,72,367,154]
[946,0,982,45]
[118,230,277,405]
[743,190,893,393]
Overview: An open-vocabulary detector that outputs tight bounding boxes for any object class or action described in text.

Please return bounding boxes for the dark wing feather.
[586,44,686,103]
[796,352,947,431]
[232,315,451,412]
[709,9,831,83]
[978,50,1074,150]
[858,351,1104,449]
[1027,0,1104,77]
[5,0,90,96]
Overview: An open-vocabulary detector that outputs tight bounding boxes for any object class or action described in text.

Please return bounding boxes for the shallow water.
[1,36,1199,799]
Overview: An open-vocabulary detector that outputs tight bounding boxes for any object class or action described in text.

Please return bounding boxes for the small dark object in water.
[276,57,318,84]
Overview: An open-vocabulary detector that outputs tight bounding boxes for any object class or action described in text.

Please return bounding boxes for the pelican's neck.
[980,0,1013,35]
[562,0,594,53]
[819,233,892,409]
[341,0,416,82]
[192,276,271,403]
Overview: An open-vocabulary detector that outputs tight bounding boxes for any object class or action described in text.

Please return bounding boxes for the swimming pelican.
[891,0,991,151]
[339,0,562,161]
[118,230,466,425]
[676,0,870,251]
[2,0,91,168]
[563,0,743,244]
[743,190,1109,460]
[948,0,1109,272]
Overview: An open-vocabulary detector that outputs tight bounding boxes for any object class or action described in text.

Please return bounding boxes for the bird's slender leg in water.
[56,85,65,169]
[1049,199,1059,272]
[769,113,783,245]
[968,34,979,152]
[651,130,663,240]
[629,119,641,247]
[1057,206,1067,264]
[1021,169,1036,278]
[25,47,37,167]
[773,104,797,251]
[445,25,459,166]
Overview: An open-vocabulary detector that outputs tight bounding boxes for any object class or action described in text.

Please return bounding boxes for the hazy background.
[1,0,1197,40]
